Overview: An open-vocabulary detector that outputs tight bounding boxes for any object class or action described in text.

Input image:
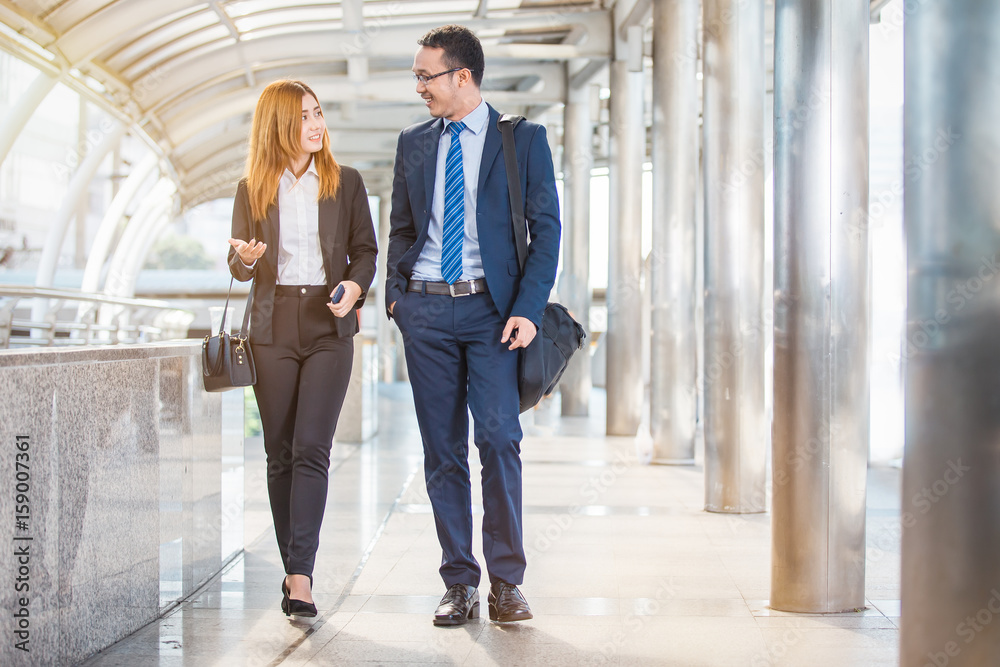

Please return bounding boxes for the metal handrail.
[0,284,194,348]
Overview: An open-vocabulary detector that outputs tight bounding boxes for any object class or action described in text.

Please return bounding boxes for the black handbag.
[202,277,256,392]
[498,114,587,413]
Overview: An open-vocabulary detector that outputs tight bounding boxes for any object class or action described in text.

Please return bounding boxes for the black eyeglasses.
[412,67,470,85]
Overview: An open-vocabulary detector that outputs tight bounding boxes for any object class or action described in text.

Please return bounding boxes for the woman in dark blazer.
[227,79,377,617]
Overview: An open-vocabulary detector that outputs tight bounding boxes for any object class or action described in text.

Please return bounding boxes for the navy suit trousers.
[394,288,525,587]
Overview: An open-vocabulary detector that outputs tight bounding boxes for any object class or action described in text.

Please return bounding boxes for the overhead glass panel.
[42,0,117,30]
[370,1,480,20]
[233,7,344,32]
[124,29,236,80]
[224,0,334,18]
[106,11,219,71]
[241,23,343,40]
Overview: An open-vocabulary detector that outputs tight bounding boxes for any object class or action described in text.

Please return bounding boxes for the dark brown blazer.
[227,165,378,344]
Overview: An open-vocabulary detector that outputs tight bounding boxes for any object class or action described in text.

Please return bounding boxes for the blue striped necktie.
[441,121,467,284]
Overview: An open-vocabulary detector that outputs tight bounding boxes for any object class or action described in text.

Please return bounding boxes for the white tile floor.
[83,385,900,666]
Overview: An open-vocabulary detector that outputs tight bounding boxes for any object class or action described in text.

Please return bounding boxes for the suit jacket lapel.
[478,106,502,200]
[422,119,442,228]
[318,195,339,269]
[264,203,280,269]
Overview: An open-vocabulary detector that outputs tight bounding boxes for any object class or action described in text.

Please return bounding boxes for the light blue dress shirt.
[411,98,489,282]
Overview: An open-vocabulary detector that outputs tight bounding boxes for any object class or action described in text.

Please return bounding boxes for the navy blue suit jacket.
[386,104,560,329]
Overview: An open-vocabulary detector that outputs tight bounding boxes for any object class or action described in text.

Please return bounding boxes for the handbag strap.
[219,275,255,338]
[238,278,253,338]
[498,113,527,274]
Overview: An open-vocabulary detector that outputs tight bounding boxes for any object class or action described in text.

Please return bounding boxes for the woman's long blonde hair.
[244,79,341,222]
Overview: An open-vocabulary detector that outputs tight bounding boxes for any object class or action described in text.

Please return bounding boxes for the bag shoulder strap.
[497,113,527,274]
[218,276,255,338]
[238,279,253,338]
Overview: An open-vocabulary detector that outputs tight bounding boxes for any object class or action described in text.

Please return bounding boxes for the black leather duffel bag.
[498,114,588,412]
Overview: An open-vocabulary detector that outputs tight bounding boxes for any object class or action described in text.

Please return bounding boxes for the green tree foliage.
[144,233,214,270]
[244,386,262,437]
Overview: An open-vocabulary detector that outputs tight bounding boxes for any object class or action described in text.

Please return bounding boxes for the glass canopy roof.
[3,0,609,206]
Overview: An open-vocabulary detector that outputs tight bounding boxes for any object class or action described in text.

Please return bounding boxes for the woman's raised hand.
[228,238,267,265]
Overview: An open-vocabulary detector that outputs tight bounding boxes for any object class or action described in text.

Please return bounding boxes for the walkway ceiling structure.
[0,0,615,208]
[0,0,892,209]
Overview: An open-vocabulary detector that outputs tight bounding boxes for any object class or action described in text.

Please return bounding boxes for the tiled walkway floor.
[84,385,900,666]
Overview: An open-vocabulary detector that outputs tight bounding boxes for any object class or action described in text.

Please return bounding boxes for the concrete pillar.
[558,79,593,416]
[702,0,767,511]
[650,0,699,463]
[901,2,1000,663]
[606,57,645,437]
[771,0,870,612]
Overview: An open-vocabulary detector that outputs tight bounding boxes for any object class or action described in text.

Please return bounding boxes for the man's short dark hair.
[418,25,485,87]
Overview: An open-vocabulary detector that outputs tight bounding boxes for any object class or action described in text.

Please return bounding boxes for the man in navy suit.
[386,24,560,626]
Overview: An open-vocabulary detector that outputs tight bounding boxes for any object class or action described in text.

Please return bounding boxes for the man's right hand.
[228,238,266,265]
[389,301,396,315]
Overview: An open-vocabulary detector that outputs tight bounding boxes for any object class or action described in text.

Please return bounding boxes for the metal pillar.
[103,178,177,296]
[702,0,766,511]
[771,0,870,612]
[35,121,128,288]
[606,57,645,436]
[558,79,593,416]
[31,121,127,333]
[0,71,57,167]
[901,3,1000,664]
[650,0,698,463]
[80,154,159,293]
[121,198,179,297]
[75,100,90,269]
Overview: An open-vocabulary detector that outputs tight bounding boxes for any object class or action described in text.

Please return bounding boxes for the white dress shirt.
[272,159,326,285]
[411,98,489,282]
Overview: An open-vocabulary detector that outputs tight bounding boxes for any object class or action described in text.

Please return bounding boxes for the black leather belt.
[275,285,329,297]
[407,279,487,297]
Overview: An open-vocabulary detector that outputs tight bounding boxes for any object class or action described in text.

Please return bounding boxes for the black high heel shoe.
[280,579,291,615]
[282,575,317,618]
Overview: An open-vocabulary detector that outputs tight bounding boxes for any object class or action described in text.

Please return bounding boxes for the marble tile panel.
[0,364,62,666]
[0,343,230,665]
[55,358,161,664]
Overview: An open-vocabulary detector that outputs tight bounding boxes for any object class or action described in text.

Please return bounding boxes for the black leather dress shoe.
[434,584,480,626]
[488,582,533,622]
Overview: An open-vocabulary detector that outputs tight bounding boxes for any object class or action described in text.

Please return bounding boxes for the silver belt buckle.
[449,280,476,297]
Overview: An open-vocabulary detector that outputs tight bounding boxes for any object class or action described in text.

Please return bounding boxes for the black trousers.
[250,285,353,577]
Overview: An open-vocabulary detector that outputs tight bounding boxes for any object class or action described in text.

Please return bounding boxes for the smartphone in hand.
[331,284,346,304]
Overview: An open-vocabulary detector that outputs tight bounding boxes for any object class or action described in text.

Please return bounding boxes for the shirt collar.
[444,98,488,136]
[281,156,319,186]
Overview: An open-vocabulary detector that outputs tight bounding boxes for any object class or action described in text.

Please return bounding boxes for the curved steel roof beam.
[130,12,609,111]
[179,153,393,208]
[175,124,403,173]
[165,73,566,146]
[170,103,429,168]
[55,0,205,65]
[157,58,564,127]
[179,129,400,184]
